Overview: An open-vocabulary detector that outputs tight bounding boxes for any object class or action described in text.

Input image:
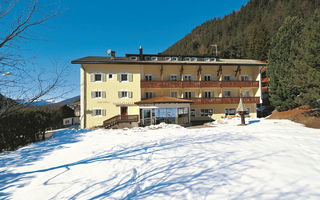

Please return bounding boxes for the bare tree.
[0,0,66,119]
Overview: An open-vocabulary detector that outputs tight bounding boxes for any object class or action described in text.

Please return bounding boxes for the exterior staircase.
[103,115,139,129]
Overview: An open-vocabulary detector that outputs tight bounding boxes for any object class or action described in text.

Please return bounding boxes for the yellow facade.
[80,62,262,128]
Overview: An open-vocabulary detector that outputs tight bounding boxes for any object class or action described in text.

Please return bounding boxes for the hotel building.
[72,48,266,129]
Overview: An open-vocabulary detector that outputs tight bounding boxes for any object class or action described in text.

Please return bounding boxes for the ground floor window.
[190,109,196,117]
[225,108,236,116]
[140,107,190,126]
[92,109,105,117]
[200,109,213,117]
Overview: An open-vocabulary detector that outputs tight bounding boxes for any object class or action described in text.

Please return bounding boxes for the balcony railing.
[187,97,260,104]
[141,81,259,88]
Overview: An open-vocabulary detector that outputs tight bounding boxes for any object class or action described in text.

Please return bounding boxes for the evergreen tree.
[267,17,304,111]
[292,9,320,107]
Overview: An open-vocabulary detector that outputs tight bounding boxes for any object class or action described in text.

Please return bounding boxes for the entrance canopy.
[135,97,193,126]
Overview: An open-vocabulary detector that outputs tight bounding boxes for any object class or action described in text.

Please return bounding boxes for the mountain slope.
[163,0,320,61]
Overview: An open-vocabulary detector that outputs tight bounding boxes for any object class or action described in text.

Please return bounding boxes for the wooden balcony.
[188,97,260,104]
[141,81,259,88]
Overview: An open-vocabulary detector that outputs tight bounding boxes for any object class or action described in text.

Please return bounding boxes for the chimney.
[139,45,143,60]
[111,51,115,59]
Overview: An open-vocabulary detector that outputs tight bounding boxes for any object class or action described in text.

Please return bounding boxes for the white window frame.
[241,75,250,81]
[92,108,106,117]
[145,56,151,61]
[92,72,103,82]
[171,91,178,98]
[200,109,213,117]
[241,90,250,97]
[151,56,158,61]
[203,90,213,98]
[170,74,179,81]
[91,90,104,99]
[184,74,192,81]
[223,90,232,97]
[223,75,233,81]
[145,92,153,99]
[203,74,213,81]
[129,56,137,60]
[171,57,178,61]
[144,74,153,81]
[119,90,133,99]
[184,57,191,61]
[191,57,197,61]
[120,73,129,82]
[108,73,114,80]
[184,91,194,99]
[165,57,171,61]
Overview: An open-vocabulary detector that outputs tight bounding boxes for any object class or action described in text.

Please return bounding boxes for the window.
[121,74,128,81]
[204,58,210,62]
[92,109,106,117]
[203,91,213,98]
[145,56,151,61]
[171,91,178,98]
[172,57,178,61]
[118,73,133,82]
[203,74,213,81]
[170,74,179,81]
[145,74,153,81]
[223,75,233,81]
[210,58,216,62]
[184,74,192,81]
[118,91,133,98]
[151,56,158,61]
[225,108,236,116]
[200,109,213,116]
[223,91,232,97]
[241,75,249,81]
[108,73,113,79]
[190,109,195,117]
[184,91,194,99]
[191,57,197,61]
[91,91,106,98]
[241,90,250,97]
[145,92,153,99]
[91,73,106,82]
[165,57,171,61]
[184,57,191,61]
[130,56,137,60]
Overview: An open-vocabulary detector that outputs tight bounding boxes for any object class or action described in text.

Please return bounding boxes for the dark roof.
[71,56,267,66]
[135,96,193,104]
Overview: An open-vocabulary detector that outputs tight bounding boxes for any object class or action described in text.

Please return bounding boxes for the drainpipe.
[259,66,262,104]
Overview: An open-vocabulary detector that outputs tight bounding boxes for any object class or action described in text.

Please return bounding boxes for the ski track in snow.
[0,119,320,200]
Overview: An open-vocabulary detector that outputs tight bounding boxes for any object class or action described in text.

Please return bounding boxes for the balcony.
[188,97,260,104]
[141,81,259,88]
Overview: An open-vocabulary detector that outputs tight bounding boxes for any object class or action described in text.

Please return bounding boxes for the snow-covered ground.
[1,119,320,200]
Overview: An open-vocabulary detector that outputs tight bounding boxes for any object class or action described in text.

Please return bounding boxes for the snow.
[1,119,320,200]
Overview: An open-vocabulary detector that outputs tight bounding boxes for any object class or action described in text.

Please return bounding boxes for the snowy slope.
[1,119,320,200]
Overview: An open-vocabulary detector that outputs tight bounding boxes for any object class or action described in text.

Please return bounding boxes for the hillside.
[163,0,320,61]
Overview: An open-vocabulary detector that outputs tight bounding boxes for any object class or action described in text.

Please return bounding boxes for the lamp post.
[237,98,246,125]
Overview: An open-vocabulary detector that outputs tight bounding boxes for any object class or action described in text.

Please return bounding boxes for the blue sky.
[18,0,249,101]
